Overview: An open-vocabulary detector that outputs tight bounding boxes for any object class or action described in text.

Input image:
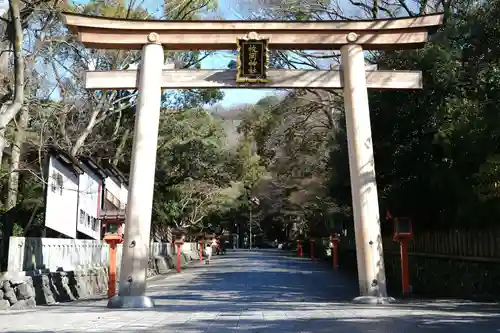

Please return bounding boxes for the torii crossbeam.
[62,12,443,308]
[85,69,423,90]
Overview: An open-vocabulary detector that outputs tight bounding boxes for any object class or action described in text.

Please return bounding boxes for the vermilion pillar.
[104,234,123,299]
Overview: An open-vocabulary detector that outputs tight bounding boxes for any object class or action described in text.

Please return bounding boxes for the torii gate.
[62,13,443,308]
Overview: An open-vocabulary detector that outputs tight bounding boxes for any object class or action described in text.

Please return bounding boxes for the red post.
[400,238,410,294]
[332,241,339,268]
[298,242,303,257]
[310,239,315,259]
[103,234,123,299]
[176,243,182,273]
[330,233,340,268]
[393,217,413,295]
[108,242,117,298]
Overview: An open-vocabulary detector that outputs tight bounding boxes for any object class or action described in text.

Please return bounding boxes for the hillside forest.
[1,0,500,246]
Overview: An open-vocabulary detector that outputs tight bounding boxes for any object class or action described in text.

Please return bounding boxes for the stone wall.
[1,238,202,310]
[0,276,37,310]
[0,267,108,310]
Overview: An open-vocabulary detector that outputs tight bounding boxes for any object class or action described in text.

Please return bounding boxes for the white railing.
[6,237,198,273]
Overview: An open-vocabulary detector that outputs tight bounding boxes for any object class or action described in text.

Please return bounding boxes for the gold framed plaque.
[236,32,270,83]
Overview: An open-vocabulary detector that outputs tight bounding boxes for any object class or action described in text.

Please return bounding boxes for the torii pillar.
[341,33,392,304]
[107,33,164,308]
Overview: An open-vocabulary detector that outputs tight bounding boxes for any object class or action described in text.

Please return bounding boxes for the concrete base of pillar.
[351,296,396,305]
[106,295,155,309]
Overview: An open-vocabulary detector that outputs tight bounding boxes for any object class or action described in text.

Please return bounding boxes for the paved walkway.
[1,250,500,332]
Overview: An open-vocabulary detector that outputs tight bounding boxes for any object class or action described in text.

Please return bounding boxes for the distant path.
[1,249,499,332]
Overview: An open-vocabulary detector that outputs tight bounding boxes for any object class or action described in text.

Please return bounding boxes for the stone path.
[1,249,500,332]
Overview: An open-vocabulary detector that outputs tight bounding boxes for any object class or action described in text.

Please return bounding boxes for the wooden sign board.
[236,32,269,83]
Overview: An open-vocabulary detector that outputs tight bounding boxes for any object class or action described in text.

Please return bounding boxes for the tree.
[151,108,232,236]
[0,0,25,167]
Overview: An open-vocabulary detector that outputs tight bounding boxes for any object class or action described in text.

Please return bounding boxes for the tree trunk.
[6,107,28,209]
[0,128,6,173]
[0,0,25,174]
[113,128,130,166]
[70,108,100,156]
[24,202,40,236]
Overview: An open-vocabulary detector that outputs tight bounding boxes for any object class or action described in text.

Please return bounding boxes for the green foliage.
[165,89,224,110]
[151,108,251,235]
[233,139,266,189]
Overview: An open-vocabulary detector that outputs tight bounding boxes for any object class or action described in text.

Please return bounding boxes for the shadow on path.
[2,250,500,332]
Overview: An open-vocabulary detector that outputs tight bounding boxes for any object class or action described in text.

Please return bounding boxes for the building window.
[92,217,98,231]
[51,171,64,195]
[105,189,121,209]
[51,171,57,193]
[79,209,85,224]
[104,198,114,210]
[56,174,63,195]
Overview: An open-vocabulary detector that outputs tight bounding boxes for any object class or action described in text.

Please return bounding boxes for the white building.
[100,161,128,236]
[44,148,128,240]
[77,157,107,240]
[44,150,83,239]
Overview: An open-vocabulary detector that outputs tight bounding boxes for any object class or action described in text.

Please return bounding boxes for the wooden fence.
[342,229,500,262]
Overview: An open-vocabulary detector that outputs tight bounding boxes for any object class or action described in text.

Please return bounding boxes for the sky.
[0,0,6,16]
[200,53,276,108]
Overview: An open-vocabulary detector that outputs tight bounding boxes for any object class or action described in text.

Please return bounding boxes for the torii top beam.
[62,12,444,51]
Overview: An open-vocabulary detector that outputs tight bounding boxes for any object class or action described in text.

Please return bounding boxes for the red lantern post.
[171,228,187,273]
[103,232,123,298]
[330,233,340,268]
[101,213,125,299]
[393,217,413,295]
[296,240,303,257]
